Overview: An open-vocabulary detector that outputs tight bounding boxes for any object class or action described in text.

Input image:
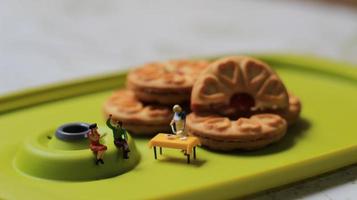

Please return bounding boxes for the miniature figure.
[106,115,130,159]
[88,123,107,165]
[170,104,187,140]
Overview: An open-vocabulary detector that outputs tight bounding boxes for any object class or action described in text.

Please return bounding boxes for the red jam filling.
[230,93,255,117]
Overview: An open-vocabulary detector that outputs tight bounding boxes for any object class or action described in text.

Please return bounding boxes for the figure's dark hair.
[178,111,186,120]
[118,121,123,126]
[89,123,97,129]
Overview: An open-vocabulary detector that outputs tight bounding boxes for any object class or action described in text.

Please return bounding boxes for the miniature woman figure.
[106,115,130,159]
[170,104,187,140]
[88,123,107,165]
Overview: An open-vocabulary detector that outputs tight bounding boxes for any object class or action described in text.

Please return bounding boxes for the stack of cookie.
[102,60,209,135]
[186,56,301,150]
[103,56,301,151]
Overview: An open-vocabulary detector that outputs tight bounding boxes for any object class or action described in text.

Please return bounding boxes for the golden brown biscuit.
[187,113,287,150]
[191,56,289,117]
[187,56,300,151]
[127,60,209,105]
[103,89,172,135]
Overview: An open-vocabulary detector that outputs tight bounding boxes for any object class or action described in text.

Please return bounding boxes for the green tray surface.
[0,54,356,199]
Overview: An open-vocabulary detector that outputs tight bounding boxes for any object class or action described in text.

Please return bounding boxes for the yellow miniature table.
[148,133,201,163]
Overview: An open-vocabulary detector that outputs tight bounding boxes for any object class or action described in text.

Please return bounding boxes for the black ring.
[55,122,90,141]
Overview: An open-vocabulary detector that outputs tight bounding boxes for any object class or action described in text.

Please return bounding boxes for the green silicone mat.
[0,54,356,199]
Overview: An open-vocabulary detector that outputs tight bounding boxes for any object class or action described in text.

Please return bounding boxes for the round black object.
[55,122,90,141]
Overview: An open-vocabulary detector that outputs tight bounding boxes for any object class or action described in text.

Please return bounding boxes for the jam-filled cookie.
[187,56,301,151]
[103,89,172,135]
[127,60,209,105]
[187,113,287,150]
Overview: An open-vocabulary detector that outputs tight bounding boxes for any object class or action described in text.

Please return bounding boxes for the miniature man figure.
[170,104,187,140]
[88,123,107,165]
[106,115,130,159]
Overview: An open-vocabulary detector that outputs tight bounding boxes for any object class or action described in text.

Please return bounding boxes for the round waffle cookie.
[187,113,287,150]
[191,56,289,117]
[103,89,172,135]
[187,56,300,151]
[127,60,209,105]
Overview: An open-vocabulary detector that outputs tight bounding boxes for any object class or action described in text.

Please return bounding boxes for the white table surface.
[0,0,356,199]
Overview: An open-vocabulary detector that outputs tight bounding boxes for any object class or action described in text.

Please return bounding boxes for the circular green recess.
[13,126,140,181]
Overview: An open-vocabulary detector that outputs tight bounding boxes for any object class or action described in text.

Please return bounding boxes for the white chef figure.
[170,104,187,140]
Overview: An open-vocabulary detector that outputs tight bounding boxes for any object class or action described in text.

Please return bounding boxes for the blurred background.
[0,0,356,199]
[1,0,357,94]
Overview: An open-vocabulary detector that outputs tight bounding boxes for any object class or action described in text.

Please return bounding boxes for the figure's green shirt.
[106,119,128,140]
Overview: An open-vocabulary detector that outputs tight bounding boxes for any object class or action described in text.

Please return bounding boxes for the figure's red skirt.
[90,144,107,152]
